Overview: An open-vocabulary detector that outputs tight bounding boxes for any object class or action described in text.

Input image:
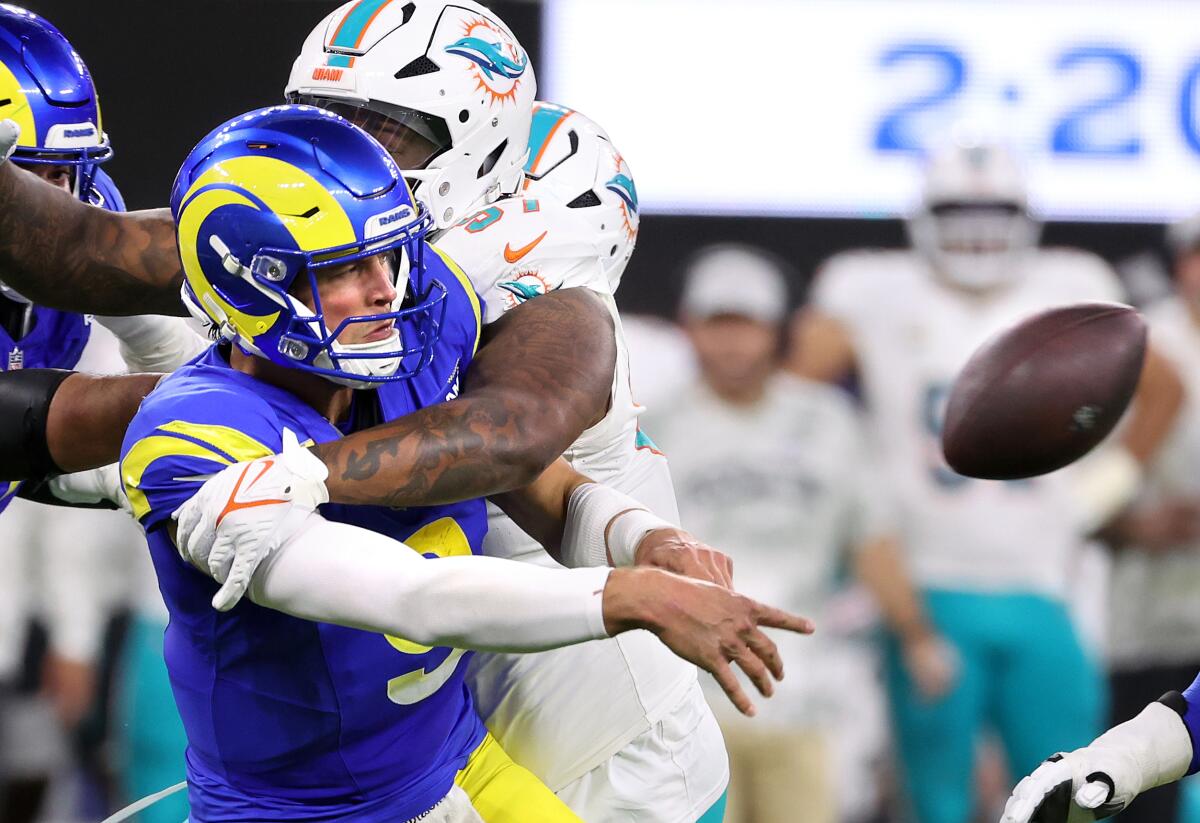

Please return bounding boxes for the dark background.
[23,0,1171,317]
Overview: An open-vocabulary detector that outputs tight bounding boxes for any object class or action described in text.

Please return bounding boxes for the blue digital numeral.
[874,44,966,154]
[1179,58,1200,156]
[1051,46,1141,156]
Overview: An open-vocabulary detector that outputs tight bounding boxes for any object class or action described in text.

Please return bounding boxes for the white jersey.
[642,373,889,726]
[436,193,697,790]
[1108,296,1200,667]
[813,248,1125,596]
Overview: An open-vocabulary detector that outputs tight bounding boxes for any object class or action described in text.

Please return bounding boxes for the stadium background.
[5,2,1198,822]
[17,0,1175,316]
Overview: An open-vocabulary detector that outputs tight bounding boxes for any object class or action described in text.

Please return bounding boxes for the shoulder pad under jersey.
[435,195,609,324]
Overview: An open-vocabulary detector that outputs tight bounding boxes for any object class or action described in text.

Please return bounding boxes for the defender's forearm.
[313,288,616,508]
[0,163,185,316]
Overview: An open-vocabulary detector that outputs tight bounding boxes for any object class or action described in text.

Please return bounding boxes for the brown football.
[941,302,1147,480]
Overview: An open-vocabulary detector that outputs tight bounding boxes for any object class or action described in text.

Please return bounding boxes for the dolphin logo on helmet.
[605,173,638,215]
[444,36,527,81]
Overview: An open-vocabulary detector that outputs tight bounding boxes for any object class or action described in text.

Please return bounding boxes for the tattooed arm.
[0,162,184,316]
[312,287,616,508]
[1,289,613,501]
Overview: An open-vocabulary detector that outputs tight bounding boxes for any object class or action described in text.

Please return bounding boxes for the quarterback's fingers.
[753,603,816,635]
[729,641,775,699]
[709,658,755,717]
[743,627,784,681]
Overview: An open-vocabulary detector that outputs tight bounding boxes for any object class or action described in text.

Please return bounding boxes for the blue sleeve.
[1182,673,1200,774]
[120,380,282,531]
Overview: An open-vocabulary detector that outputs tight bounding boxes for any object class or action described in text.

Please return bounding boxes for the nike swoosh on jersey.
[503,231,548,263]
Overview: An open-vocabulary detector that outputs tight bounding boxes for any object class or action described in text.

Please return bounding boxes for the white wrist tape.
[1069,446,1142,533]
[561,482,675,569]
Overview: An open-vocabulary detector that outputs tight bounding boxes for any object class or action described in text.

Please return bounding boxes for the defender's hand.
[634,528,734,588]
[173,428,328,611]
[602,567,814,716]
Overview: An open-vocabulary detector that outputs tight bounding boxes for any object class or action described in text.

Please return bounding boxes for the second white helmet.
[908,141,1039,291]
[287,0,536,230]
[523,102,639,292]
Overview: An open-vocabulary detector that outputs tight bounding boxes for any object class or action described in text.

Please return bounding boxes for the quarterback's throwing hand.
[634,528,734,588]
[173,428,329,611]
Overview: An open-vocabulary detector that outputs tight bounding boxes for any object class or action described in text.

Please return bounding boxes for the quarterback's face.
[17,162,72,193]
[294,252,399,345]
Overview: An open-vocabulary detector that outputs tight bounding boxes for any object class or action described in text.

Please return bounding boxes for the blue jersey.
[0,167,126,511]
[120,246,488,822]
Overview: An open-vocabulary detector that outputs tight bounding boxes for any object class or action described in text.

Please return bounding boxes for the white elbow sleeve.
[560,482,675,568]
[96,314,208,373]
[252,515,612,651]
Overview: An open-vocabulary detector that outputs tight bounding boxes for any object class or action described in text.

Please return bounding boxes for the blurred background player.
[644,244,953,823]
[791,139,1182,823]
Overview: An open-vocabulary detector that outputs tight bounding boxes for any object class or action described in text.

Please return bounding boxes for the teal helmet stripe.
[524,103,572,174]
[330,0,392,52]
[327,54,353,68]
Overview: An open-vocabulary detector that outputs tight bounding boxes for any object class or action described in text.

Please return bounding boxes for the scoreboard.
[543,0,1200,222]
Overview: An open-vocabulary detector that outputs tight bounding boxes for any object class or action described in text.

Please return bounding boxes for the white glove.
[48,463,131,514]
[1001,701,1194,822]
[172,428,329,611]
[0,119,18,164]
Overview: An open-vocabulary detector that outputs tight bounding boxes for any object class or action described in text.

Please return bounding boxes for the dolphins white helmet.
[523,102,639,291]
[286,0,535,231]
[908,140,1039,291]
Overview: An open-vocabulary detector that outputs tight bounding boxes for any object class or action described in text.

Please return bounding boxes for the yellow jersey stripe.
[430,245,482,355]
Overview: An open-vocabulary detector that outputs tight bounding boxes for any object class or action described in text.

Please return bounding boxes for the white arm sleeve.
[248,513,612,652]
[95,315,208,373]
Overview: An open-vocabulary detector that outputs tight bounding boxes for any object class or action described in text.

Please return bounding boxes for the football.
[941,302,1147,480]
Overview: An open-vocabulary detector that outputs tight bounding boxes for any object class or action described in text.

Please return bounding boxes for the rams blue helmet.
[170,105,444,387]
[0,4,112,204]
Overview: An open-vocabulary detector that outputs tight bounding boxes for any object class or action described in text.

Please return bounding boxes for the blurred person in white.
[1085,214,1200,823]
[791,139,1182,823]
[0,323,185,823]
[621,314,697,414]
[642,244,953,823]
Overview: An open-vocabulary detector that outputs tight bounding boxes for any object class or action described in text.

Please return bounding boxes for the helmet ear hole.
[476,139,507,179]
[566,190,601,208]
[394,55,440,79]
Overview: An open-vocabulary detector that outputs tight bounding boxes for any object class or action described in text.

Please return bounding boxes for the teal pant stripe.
[696,789,728,823]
